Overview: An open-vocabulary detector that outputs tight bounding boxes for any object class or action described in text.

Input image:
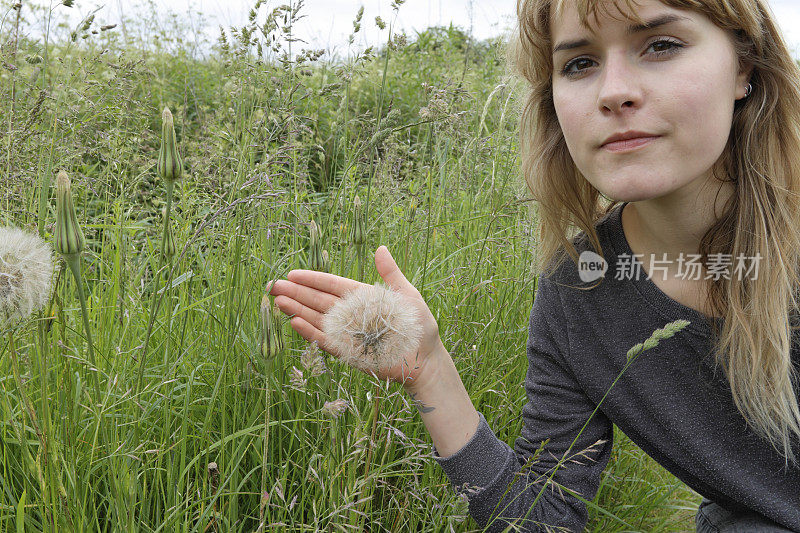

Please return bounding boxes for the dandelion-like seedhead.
[321,281,422,375]
[0,227,54,328]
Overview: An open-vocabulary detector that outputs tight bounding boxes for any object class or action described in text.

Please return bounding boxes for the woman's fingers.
[269,279,339,316]
[286,314,336,356]
[274,294,325,332]
[285,269,362,297]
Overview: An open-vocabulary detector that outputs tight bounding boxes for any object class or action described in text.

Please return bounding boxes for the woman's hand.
[267,246,444,389]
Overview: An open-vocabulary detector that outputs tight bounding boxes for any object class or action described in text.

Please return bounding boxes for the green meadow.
[1,1,703,530]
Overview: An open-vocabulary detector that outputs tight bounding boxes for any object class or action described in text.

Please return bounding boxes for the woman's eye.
[559,38,684,78]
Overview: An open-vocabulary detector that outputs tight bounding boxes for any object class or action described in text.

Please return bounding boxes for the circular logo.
[578,251,607,282]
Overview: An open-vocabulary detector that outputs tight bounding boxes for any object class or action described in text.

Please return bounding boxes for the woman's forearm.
[403,339,480,458]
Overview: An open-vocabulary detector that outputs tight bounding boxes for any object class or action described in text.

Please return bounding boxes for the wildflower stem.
[137,179,174,395]
[356,243,364,283]
[7,331,44,442]
[358,381,382,524]
[261,362,271,523]
[65,254,101,401]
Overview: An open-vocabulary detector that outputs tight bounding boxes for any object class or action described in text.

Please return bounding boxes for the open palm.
[267,246,443,389]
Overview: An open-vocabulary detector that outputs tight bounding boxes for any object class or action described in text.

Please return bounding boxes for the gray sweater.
[431,202,800,532]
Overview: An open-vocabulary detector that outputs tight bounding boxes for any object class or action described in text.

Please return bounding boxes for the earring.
[744,83,753,98]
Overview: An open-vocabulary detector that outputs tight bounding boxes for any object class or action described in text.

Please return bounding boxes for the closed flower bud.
[351,195,365,245]
[259,294,285,363]
[55,171,85,257]
[157,107,183,181]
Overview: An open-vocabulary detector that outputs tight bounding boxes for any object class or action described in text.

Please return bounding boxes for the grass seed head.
[321,281,422,374]
[55,171,85,257]
[289,366,306,390]
[300,340,327,377]
[323,399,349,418]
[0,227,54,328]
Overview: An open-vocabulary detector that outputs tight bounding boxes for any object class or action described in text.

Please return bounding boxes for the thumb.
[374,246,417,294]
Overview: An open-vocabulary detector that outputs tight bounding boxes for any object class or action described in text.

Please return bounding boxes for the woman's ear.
[736,61,755,94]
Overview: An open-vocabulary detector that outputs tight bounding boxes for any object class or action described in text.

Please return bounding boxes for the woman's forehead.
[550,0,664,34]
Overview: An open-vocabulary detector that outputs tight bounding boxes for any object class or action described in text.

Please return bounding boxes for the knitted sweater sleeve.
[431,275,615,532]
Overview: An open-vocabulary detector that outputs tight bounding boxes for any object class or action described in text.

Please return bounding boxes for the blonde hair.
[506,0,800,469]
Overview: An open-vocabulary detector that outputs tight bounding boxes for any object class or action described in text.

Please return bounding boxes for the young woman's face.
[550,0,751,202]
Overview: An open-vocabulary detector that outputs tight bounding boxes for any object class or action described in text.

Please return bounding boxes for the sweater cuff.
[431,411,514,493]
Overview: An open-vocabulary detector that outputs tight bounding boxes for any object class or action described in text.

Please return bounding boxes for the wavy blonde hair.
[506,0,800,469]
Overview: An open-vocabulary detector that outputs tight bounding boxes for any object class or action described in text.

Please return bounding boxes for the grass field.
[1,1,703,530]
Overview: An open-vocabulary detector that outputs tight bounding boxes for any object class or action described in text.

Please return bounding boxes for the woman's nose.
[597,53,643,114]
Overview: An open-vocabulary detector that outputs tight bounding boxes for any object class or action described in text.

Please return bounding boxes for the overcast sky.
[46,0,800,60]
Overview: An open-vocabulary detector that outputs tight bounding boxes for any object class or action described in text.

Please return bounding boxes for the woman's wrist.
[401,339,480,458]
[402,337,449,395]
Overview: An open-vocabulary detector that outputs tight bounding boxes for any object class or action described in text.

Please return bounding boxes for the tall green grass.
[0,0,702,530]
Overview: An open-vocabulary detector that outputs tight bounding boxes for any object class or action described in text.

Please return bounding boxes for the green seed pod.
[308,220,324,271]
[351,195,365,246]
[157,107,183,181]
[55,170,85,257]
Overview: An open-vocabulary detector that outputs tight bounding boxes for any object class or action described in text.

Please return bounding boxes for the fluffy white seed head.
[321,281,422,375]
[0,227,54,328]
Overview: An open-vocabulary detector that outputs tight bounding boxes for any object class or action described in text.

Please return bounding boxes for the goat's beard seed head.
[321,281,422,374]
[0,227,54,328]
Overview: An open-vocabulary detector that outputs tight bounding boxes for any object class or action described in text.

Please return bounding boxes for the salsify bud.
[163,222,177,259]
[158,107,183,181]
[308,220,324,271]
[321,250,330,273]
[351,195,365,246]
[55,171,85,257]
[407,197,417,222]
[259,294,285,362]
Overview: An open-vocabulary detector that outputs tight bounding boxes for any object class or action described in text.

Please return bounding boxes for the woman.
[267,0,800,530]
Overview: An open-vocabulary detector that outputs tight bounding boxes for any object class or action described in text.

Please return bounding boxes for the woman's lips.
[602,136,660,153]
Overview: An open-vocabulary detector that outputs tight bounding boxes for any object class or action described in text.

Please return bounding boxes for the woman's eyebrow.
[552,13,691,56]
